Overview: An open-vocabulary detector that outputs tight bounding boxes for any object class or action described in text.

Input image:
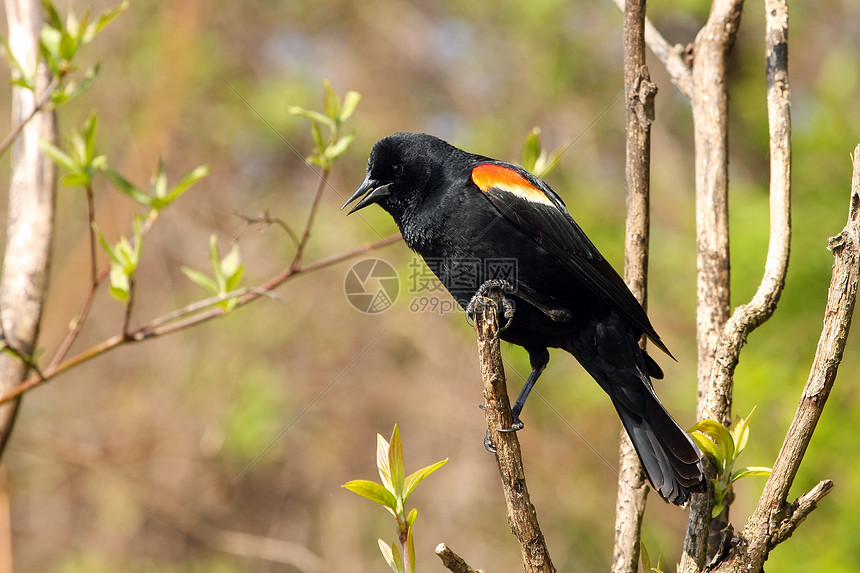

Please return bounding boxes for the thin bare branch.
[703,0,792,427]
[0,76,57,157]
[435,543,485,573]
[473,288,556,573]
[714,144,859,572]
[290,169,329,271]
[610,0,693,98]
[613,0,656,570]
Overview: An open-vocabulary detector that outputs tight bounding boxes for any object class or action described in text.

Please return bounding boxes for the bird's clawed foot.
[479,402,525,453]
[466,279,516,331]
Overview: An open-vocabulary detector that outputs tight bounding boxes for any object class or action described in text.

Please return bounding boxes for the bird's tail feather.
[612,390,705,505]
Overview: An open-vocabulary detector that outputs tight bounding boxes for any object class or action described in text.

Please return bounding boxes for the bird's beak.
[342,175,392,215]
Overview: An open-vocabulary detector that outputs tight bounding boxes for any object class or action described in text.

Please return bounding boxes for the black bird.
[344,132,705,504]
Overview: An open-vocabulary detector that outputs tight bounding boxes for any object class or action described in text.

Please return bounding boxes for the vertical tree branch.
[613,1,657,571]
[680,1,745,570]
[711,144,858,572]
[0,0,56,458]
[473,290,556,573]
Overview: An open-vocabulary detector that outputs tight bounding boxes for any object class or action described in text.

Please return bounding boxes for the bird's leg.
[499,360,547,433]
[466,279,516,331]
[483,348,549,452]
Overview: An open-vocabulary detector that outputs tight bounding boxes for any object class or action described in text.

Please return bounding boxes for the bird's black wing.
[469,161,671,357]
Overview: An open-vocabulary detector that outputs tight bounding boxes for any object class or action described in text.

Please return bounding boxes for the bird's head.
[343,132,452,224]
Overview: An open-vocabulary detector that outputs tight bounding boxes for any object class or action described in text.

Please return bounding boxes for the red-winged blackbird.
[344,132,705,505]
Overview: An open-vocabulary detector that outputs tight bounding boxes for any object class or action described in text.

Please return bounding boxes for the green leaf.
[521,127,541,172]
[163,164,209,205]
[39,139,78,173]
[406,507,417,528]
[61,172,90,187]
[388,424,406,502]
[378,539,403,573]
[712,502,725,519]
[339,90,361,122]
[41,0,64,30]
[181,266,218,294]
[407,526,416,573]
[58,28,78,62]
[152,158,168,199]
[322,79,340,120]
[377,432,393,492]
[82,0,128,44]
[403,458,448,500]
[689,429,723,468]
[640,541,652,573]
[689,419,735,471]
[108,262,129,301]
[208,234,225,292]
[731,406,757,456]
[288,106,336,130]
[343,479,398,511]
[325,131,356,161]
[221,244,243,286]
[83,112,98,164]
[106,168,150,207]
[731,466,772,483]
[310,120,325,155]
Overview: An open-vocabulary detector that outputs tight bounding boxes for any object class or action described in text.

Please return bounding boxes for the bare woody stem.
[711,146,858,572]
[472,288,556,573]
[0,0,57,459]
[613,0,656,571]
[679,1,745,570]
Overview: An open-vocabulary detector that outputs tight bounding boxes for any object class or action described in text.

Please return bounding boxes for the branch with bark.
[439,287,556,573]
[613,0,657,571]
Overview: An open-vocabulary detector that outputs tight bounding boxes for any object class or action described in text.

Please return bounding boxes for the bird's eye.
[392,164,404,177]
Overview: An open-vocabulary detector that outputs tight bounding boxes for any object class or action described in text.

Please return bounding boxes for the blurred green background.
[1,0,858,571]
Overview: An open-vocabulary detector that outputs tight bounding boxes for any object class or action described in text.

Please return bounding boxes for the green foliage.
[182,235,245,312]
[343,424,447,573]
[689,408,772,518]
[106,160,210,213]
[520,127,566,178]
[92,216,142,302]
[289,79,360,170]
[640,541,664,573]
[40,111,105,187]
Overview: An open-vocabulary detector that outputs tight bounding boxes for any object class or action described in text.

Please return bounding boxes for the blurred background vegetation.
[1,0,858,571]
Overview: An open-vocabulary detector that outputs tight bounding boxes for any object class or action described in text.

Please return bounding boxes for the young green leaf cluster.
[289,79,360,170]
[343,425,447,573]
[182,236,245,313]
[689,408,772,518]
[520,127,567,178]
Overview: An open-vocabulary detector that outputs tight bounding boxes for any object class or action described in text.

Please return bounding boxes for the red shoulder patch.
[471,164,553,206]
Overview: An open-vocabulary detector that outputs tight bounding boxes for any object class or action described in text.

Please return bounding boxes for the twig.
[435,543,484,573]
[0,76,57,157]
[613,1,656,571]
[610,0,692,98]
[712,144,859,572]
[290,169,329,271]
[233,208,300,246]
[0,235,401,405]
[703,0,792,430]
[473,288,555,573]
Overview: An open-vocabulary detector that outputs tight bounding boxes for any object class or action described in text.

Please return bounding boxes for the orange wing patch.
[471,164,554,206]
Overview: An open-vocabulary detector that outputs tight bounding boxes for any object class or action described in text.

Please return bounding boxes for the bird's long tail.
[611,388,705,504]
[568,324,705,505]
